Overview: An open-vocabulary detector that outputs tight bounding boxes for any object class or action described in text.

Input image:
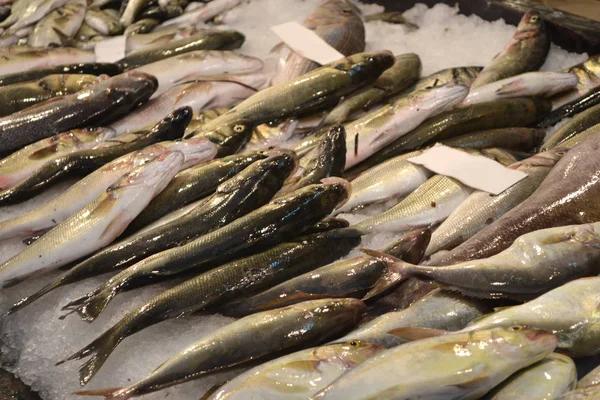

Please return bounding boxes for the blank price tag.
[271,21,345,65]
[408,144,527,195]
[95,36,127,63]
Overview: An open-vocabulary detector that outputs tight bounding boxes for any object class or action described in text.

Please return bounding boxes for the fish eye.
[530,15,539,22]
[509,326,523,331]
[349,341,358,347]
[233,124,246,133]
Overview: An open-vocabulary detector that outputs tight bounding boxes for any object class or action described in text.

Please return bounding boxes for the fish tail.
[360,249,415,301]
[73,288,117,322]
[61,289,99,311]
[73,386,134,399]
[7,277,66,315]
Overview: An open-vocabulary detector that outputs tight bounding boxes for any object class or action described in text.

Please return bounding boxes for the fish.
[123,17,159,35]
[0,107,189,206]
[463,72,577,106]
[559,385,600,399]
[463,277,600,356]
[73,299,365,395]
[551,55,600,109]
[336,289,491,348]
[1,0,67,35]
[364,11,419,29]
[0,127,116,191]
[117,29,245,70]
[0,73,100,117]
[209,341,385,400]
[138,5,183,21]
[0,46,95,76]
[0,71,158,153]
[62,178,351,322]
[120,0,152,27]
[432,130,600,265]
[188,115,255,157]
[439,127,545,151]
[425,149,566,256]
[302,217,349,234]
[279,124,345,195]
[343,81,469,169]
[0,137,215,242]
[124,25,198,53]
[133,50,264,97]
[311,326,558,399]
[270,0,365,86]
[0,151,186,287]
[347,97,551,182]
[246,118,299,151]
[322,54,421,126]
[8,151,296,315]
[157,0,241,30]
[194,51,395,138]
[370,219,600,301]
[542,102,600,150]
[483,353,577,400]
[85,9,123,36]
[28,0,86,47]
[226,229,431,316]
[578,365,600,389]
[538,85,600,129]
[471,12,550,88]
[0,62,123,87]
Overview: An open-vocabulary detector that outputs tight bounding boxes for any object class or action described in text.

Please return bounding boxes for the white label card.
[94,36,127,63]
[407,144,527,195]
[271,21,345,65]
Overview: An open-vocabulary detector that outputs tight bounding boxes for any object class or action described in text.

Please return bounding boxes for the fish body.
[0,46,95,76]
[28,0,86,47]
[85,9,123,36]
[559,385,600,399]
[539,85,600,129]
[138,5,183,21]
[2,0,68,34]
[120,0,151,26]
[440,127,545,151]
[124,18,159,35]
[157,0,241,30]
[125,25,197,53]
[0,71,157,153]
[542,102,600,150]
[271,0,365,86]
[579,366,600,389]
[471,12,550,88]
[0,63,123,87]
[551,55,600,109]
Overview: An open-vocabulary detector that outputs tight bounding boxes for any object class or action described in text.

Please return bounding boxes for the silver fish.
[0,46,94,76]
[157,0,241,30]
[28,0,86,47]
[1,0,67,34]
[85,8,123,36]
[120,0,152,27]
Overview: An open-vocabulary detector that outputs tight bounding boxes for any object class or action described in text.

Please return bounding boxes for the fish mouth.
[525,329,559,346]
[265,148,299,177]
[321,177,352,210]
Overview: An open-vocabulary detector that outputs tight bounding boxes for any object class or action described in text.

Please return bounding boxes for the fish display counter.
[0,0,599,399]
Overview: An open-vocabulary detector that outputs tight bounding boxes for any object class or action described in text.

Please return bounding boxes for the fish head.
[517,11,545,33]
[64,74,99,90]
[208,29,245,49]
[316,341,385,369]
[106,71,158,101]
[207,118,255,155]
[336,51,396,84]
[487,326,558,362]
[163,137,217,169]
[150,106,194,141]
[384,228,432,264]
[319,177,352,211]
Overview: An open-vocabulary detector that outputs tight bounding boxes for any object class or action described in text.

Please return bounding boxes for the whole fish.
[194,51,395,137]
[337,150,431,213]
[538,85,600,129]
[463,72,577,106]
[343,82,469,169]
[439,127,545,151]
[336,289,491,348]
[0,127,116,191]
[463,277,600,356]
[28,0,86,47]
[0,46,95,76]
[157,0,241,30]
[1,0,67,35]
[73,298,365,395]
[120,0,151,26]
[124,17,159,35]
[0,151,185,287]
[579,365,600,389]
[133,50,264,96]
[0,138,215,242]
[0,62,123,87]
[0,107,189,206]
[62,179,351,321]
[0,71,157,153]
[0,73,99,117]
[226,229,431,316]
[210,341,385,400]
[551,55,600,109]
[425,149,566,256]
[432,130,600,265]
[8,151,295,314]
[370,219,600,301]
[271,0,365,86]
[110,77,262,136]
[364,11,419,29]
[348,97,551,175]
[542,102,600,150]
[471,12,550,88]
[484,353,577,400]
[85,9,123,36]
[117,29,245,70]
[312,326,558,400]
[128,151,268,232]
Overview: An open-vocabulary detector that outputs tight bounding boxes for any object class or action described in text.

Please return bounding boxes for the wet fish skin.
[0,106,190,206]
[483,353,577,400]
[433,130,600,265]
[85,9,123,36]
[124,17,159,35]
[312,326,558,400]
[2,0,67,34]
[138,5,183,21]
[542,102,600,150]
[28,0,86,47]
[0,62,123,87]
[0,127,116,191]
[471,12,550,88]
[271,0,365,86]
[322,53,421,125]
[0,46,95,76]
[364,11,419,29]
[8,151,295,315]
[336,289,491,348]
[73,298,365,395]
[426,148,566,256]
[463,277,600,356]
[0,73,99,117]
[440,127,545,151]
[118,29,245,70]
[578,365,600,389]
[157,0,241,30]
[191,116,254,157]
[551,55,600,109]
[538,85,600,129]
[559,385,600,399]
[227,229,431,316]
[120,0,151,26]
[302,217,349,234]
[0,71,158,153]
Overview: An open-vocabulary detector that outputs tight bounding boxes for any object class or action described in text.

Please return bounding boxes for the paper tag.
[271,21,344,65]
[94,36,127,63]
[407,145,527,195]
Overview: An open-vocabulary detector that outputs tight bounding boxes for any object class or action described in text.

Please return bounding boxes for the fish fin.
[454,375,488,390]
[7,277,67,314]
[72,288,116,322]
[388,327,449,341]
[283,360,320,371]
[360,249,412,301]
[495,79,526,95]
[28,144,60,160]
[62,291,95,311]
[73,386,134,399]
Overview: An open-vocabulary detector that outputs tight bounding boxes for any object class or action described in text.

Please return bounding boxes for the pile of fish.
[1,0,600,399]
